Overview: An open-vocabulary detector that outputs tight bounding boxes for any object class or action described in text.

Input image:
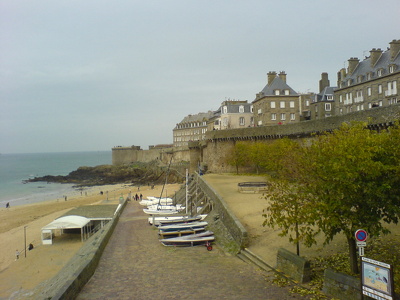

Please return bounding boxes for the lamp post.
[24,226,27,258]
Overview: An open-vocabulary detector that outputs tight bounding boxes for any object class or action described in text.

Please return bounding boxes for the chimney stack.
[347,57,360,75]
[319,72,330,93]
[369,48,383,67]
[278,71,287,83]
[267,71,277,85]
[389,39,400,61]
[337,68,346,87]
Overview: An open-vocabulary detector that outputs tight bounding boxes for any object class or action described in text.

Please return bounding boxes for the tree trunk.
[347,236,359,274]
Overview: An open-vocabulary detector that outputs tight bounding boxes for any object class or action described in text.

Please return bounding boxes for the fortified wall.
[112,104,400,172]
[112,145,190,165]
[195,104,400,173]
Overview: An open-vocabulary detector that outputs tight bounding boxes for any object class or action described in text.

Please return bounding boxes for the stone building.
[252,71,300,126]
[335,39,400,115]
[209,100,254,130]
[308,73,337,120]
[173,111,214,148]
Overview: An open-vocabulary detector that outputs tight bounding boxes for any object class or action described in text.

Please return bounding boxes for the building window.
[289,101,295,108]
[250,105,253,113]
[274,90,280,95]
[239,105,244,113]
[223,106,227,114]
[280,101,285,108]
[271,101,276,108]
[271,113,277,120]
[280,113,286,120]
[285,90,290,95]
[258,120,262,126]
[327,95,333,101]
[339,95,343,103]
[367,87,371,96]
[257,108,262,115]
[290,113,295,120]
[306,100,310,106]
[223,118,228,126]
[325,103,331,111]
[378,69,383,77]
[239,117,245,126]
[367,73,372,80]
[378,84,382,94]
[389,65,395,73]
[250,117,254,125]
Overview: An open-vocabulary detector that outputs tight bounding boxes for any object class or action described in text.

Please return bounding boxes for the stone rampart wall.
[112,147,190,165]
[196,173,248,250]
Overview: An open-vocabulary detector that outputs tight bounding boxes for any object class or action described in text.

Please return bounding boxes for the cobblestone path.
[77,201,308,300]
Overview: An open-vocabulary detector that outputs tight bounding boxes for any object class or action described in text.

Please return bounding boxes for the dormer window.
[377,69,383,77]
[347,79,352,86]
[239,105,244,113]
[367,72,372,80]
[357,76,363,83]
[389,65,396,73]
[274,90,280,95]
[284,90,290,95]
[223,106,228,114]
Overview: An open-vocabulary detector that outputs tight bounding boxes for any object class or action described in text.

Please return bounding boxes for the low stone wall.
[31,200,127,299]
[196,173,249,251]
[276,248,311,283]
[322,268,361,300]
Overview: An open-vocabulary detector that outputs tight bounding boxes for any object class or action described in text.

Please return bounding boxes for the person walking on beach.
[6,202,10,208]
[15,250,20,260]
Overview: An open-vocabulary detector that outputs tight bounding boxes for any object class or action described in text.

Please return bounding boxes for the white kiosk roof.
[42,215,90,230]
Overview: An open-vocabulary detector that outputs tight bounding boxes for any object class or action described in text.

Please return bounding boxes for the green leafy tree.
[263,122,400,273]
[226,142,250,174]
[248,142,269,174]
[299,122,400,273]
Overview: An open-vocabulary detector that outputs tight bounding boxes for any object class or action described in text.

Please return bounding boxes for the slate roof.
[315,86,337,102]
[179,111,215,124]
[259,76,298,96]
[222,103,252,113]
[342,49,400,82]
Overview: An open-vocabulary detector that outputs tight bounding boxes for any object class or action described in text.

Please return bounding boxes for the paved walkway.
[77,201,309,300]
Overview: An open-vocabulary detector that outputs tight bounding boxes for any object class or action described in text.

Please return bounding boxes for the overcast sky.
[1,0,399,154]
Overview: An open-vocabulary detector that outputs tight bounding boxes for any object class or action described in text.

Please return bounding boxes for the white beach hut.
[41,215,91,245]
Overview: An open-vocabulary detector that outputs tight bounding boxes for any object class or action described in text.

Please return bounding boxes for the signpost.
[355,229,367,257]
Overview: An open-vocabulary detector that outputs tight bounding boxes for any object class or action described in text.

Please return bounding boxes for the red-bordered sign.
[355,229,368,242]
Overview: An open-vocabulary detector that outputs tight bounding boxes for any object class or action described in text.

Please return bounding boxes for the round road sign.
[355,229,368,242]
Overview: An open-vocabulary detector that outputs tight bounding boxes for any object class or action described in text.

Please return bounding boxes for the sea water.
[0,151,111,207]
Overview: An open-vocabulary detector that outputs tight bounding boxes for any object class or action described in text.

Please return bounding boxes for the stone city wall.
[112,104,400,170]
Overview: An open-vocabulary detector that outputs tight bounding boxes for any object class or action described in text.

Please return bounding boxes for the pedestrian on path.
[15,250,20,260]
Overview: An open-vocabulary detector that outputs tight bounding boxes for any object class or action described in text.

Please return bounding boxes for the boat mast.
[158,154,173,210]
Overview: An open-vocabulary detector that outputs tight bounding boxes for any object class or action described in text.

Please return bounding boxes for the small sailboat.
[159,231,214,250]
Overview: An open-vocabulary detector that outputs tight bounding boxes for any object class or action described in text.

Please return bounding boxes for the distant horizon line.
[0,150,112,155]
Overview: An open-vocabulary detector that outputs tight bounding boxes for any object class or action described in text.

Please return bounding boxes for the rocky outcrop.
[25,161,187,187]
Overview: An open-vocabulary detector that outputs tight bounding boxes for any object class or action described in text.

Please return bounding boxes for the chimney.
[319,72,330,93]
[347,57,360,74]
[389,39,400,60]
[278,71,287,83]
[267,71,277,85]
[337,68,346,87]
[369,48,383,67]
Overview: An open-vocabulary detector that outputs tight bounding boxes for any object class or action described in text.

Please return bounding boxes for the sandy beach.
[0,182,182,299]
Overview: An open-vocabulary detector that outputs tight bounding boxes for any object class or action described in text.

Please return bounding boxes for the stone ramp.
[77,201,309,300]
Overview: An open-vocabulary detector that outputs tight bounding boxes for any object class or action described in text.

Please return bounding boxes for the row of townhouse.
[173,39,400,148]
